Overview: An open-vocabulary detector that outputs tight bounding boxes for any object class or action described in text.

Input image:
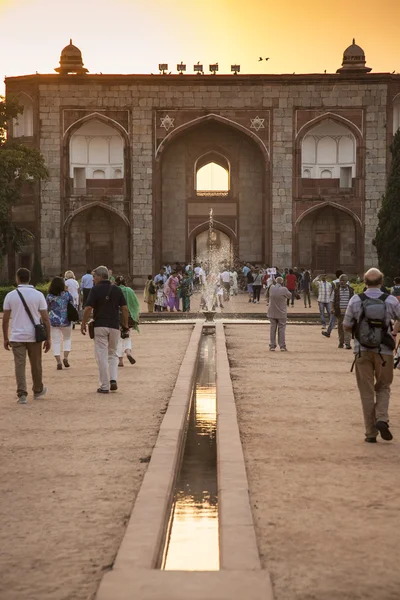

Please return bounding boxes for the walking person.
[252,268,263,303]
[115,276,139,367]
[64,269,80,327]
[267,276,292,351]
[322,274,354,348]
[344,268,400,443]
[2,268,51,404]
[46,276,74,370]
[179,271,192,312]
[324,269,344,336]
[285,268,297,307]
[246,267,254,303]
[220,268,231,301]
[302,270,312,308]
[313,273,332,329]
[165,272,180,312]
[81,266,129,394]
[80,269,94,307]
[144,275,156,312]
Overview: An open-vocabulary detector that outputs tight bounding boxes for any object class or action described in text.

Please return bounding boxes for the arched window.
[13,95,34,138]
[301,119,356,181]
[393,96,400,134]
[196,162,229,192]
[69,119,124,188]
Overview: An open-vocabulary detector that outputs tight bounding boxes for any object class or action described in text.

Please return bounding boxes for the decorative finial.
[352,38,355,44]
[70,38,72,45]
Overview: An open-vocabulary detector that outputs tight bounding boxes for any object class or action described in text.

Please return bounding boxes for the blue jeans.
[327,313,337,335]
[318,301,331,326]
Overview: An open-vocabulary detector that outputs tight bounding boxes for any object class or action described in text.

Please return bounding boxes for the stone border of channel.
[96,321,274,600]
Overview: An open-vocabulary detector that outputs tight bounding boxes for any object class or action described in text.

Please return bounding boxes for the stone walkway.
[0,325,192,600]
[225,324,400,600]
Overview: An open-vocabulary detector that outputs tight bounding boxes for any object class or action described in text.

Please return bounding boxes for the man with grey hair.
[268,276,292,351]
[344,268,400,443]
[81,266,129,394]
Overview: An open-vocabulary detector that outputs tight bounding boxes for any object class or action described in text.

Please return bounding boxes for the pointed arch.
[294,201,363,273]
[195,150,231,172]
[294,200,362,229]
[188,219,237,242]
[296,112,363,143]
[64,201,130,230]
[64,111,129,140]
[156,113,269,162]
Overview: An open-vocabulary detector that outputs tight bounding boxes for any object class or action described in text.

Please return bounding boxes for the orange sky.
[1,0,400,93]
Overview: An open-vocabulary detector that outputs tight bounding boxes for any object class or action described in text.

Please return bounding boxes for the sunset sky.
[1,0,400,94]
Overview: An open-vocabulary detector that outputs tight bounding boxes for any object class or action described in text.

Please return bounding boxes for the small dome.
[55,39,88,75]
[61,41,82,58]
[337,39,371,75]
[343,39,365,59]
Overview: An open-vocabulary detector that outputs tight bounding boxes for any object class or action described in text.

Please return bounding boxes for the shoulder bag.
[17,289,47,343]
[67,300,79,323]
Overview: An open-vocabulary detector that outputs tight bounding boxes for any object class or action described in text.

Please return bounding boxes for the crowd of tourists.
[2,266,140,400]
[2,262,400,446]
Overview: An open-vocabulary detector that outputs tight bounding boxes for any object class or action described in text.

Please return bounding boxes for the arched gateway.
[155,116,270,267]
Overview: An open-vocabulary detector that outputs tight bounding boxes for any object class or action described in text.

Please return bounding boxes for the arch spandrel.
[155,113,270,163]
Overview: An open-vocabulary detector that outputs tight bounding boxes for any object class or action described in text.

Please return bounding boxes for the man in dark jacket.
[322,274,354,349]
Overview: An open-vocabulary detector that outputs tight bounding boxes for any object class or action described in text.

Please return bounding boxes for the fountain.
[198,207,231,322]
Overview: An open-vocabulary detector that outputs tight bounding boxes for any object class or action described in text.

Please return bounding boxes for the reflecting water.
[163,332,219,571]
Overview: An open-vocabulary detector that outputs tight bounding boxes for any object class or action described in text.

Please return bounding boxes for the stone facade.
[5,42,400,281]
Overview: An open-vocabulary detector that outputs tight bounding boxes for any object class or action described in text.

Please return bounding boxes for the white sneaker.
[17,395,27,404]
[34,386,47,400]
[322,325,326,329]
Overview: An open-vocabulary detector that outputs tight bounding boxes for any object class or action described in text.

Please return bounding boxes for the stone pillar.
[271,102,293,268]
[131,106,153,283]
[39,91,62,276]
[364,85,388,269]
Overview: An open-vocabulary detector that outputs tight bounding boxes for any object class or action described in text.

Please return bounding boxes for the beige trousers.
[355,351,394,437]
[94,327,120,391]
[10,341,43,398]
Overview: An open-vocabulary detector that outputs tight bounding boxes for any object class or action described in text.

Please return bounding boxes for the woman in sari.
[178,272,192,312]
[165,272,180,312]
[115,276,140,366]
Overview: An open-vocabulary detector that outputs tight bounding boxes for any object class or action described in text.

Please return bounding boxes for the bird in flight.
[259,57,270,61]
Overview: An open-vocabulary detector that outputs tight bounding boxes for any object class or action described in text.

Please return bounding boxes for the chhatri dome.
[337,39,372,74]
[55,40,88,75]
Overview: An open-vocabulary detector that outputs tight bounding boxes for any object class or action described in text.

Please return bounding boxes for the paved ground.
[225,324,400,600]
[0,324,192,600]
[137,289,319,316]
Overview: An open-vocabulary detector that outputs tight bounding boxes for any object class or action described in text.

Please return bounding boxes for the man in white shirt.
[220,269,231,302]
[2,268,51,404]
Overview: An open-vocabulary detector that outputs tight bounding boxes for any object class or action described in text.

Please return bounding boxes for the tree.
[374,129,400,279]
[0,96,48,269]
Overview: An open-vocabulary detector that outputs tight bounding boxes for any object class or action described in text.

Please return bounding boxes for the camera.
[120,327,130,339]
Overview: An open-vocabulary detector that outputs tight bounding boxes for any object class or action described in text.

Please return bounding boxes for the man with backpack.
[344,268,400,443]
[323,274,354,348]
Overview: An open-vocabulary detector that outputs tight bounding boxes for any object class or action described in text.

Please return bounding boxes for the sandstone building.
[5,40,400,283]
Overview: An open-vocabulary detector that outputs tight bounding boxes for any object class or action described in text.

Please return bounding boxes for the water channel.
[162,329,219,571]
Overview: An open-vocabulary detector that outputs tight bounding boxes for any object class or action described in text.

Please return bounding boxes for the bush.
[0,283,50,311]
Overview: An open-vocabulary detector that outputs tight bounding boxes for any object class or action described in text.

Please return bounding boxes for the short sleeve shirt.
[86,281,127,330]
[343,288,400,355]
[4,285,47,342]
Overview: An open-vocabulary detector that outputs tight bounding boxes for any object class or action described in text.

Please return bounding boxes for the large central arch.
[154,115,270,267]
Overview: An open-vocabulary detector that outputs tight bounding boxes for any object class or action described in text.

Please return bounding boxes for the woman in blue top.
[46,277,73,370]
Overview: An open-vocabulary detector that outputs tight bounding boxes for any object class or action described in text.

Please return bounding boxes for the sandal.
[127,355,136,365]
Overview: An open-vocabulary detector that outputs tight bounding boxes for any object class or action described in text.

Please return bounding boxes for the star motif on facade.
[250,116,265,132]
[160,115,175,131]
